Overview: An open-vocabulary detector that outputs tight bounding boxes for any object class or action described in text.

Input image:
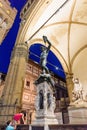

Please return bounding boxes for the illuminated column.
[66,73,73,103]
[0,43,28,124]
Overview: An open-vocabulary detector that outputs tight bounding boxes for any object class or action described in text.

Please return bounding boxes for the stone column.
[66,73,73,103]
[0,43,28,124]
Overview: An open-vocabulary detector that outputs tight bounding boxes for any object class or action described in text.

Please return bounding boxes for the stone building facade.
[0,0,17,44]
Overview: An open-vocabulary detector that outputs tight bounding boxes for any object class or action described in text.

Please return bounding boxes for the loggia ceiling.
[20,0,87,86]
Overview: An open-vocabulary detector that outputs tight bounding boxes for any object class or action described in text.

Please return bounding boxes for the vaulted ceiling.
[18,0,87,87]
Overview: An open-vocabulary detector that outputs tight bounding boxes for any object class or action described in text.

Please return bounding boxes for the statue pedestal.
[33,74,58,125]
[68,107,87,124]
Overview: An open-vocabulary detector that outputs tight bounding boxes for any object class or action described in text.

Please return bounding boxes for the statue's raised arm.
[40,36,52,74]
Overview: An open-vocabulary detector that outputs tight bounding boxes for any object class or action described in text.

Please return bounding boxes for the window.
[26,81,30,87]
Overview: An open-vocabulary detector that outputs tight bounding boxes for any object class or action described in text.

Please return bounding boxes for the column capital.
[66,73,73,79]
[11,42,29,60]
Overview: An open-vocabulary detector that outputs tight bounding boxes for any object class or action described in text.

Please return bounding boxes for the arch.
[16,0,53,43]
[15,0,70,75]
[71,44,87,67]
[28,38,69,75]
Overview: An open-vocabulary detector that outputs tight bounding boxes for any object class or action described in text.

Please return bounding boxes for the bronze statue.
[35,36,55,91]
[40,36,51,74]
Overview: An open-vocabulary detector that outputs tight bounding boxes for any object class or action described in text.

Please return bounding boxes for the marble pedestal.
[33,74,58,125]
[68,107,87,124]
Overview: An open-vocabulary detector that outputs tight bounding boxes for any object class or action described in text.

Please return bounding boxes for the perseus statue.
[35,36,55,92]
[40,36,55,90]
[40,36,51,74]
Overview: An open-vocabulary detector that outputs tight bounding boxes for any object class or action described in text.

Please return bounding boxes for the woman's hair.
[21,110,26,117]
[6,120,11,125]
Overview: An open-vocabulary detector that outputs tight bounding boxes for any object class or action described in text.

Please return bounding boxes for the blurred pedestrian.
[13,110,27,124]
[6,120,16,130]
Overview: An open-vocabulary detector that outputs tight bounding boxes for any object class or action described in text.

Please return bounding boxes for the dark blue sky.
[0,0,27,73]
